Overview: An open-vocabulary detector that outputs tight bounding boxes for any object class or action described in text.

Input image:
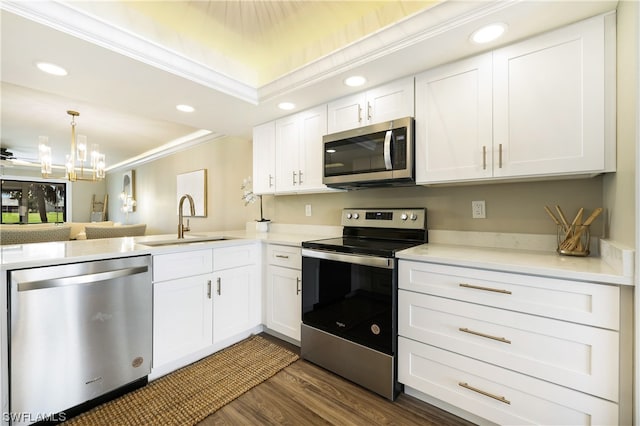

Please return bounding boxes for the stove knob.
[410,213,418,221]
[400,213,408,221]
[346,213,352,219]
[353,213,360,220]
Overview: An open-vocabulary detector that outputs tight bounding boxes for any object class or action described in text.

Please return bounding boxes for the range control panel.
[341,208,426,230]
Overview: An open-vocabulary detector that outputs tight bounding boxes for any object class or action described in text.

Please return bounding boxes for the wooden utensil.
[555,205,570,233]
[544,206,561,226]
[562,207,584,241]
[560,207,602,251]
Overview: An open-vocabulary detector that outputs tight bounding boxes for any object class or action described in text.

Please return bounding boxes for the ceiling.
[0,0,618,173]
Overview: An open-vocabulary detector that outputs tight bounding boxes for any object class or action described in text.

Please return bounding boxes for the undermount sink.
[139,236,235,247]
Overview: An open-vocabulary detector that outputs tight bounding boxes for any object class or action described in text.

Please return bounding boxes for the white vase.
[256,221,270,232]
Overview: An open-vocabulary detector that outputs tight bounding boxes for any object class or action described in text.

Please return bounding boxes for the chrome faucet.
[178,194,195,239]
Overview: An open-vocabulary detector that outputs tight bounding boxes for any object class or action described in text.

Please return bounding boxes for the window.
[1,179,67,224]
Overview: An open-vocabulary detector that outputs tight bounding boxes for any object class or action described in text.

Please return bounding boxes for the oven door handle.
[301,248,394,269]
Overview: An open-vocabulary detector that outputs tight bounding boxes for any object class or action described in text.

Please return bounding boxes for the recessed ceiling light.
[344,76,367,87]
[176,104,195,113]
[36,62,68,76]
[470,23,507,44]
[278,102,295,111]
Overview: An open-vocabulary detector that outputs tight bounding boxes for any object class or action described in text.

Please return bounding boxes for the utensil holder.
[557,224,590,256]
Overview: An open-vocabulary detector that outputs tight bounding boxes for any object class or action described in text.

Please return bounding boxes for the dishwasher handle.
[17,266,149,292]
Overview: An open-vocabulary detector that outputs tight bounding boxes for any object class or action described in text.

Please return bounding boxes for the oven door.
[301,248,396,355]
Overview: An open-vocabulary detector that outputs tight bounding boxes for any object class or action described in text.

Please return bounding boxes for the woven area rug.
[65,335,299,425]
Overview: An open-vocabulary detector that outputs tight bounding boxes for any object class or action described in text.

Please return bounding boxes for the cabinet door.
[252,121,276,194]
[415,54,493,183]
[275,114,301,193]
[298,105,328,192]
[327,92,366,133]
[153,274,213,367]
[367,77,414,125]
[493,15,606,177]
[266,265,301,341]
[213,265,260,344]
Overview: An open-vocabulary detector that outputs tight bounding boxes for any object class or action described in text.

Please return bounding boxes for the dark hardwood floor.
[198,333,475,425]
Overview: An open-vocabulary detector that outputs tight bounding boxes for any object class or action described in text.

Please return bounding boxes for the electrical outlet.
[472,200,486,219]
[305,204,312,217]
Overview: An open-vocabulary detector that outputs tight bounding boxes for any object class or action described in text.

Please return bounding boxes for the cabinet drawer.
[267,244,301,269]
[213,244,258,271]
[399,290,619,402]
[153,249,213,282]
[399,261,619,329]
[398,337,618,426]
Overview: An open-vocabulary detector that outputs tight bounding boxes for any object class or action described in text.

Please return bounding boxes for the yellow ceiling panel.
[73,1,438,85]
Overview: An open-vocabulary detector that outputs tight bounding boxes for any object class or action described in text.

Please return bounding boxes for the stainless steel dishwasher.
[8,255,152,424]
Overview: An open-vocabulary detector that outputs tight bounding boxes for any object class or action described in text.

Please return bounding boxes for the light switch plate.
[305,204,312,217]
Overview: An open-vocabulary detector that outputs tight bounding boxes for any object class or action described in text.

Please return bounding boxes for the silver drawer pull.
[459,283,512,295]
[459,327,511,344]
[275,254,290,259]
[458,382,510,405]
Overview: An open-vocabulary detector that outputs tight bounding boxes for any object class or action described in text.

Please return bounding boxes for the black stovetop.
[302,236,423,257]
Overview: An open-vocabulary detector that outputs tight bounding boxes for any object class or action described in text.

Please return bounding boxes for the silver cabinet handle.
[459,283,512,295]
[296,277,301,295]
[275,254,290,259]
[482,146,487,170]
[459,382,510,405]
[216,277,221,296]
[268,174,274,188]
[207,280,212,299]
[499,143,503,168]
[459,327,511,344]
[367,101,372,120]
[298,169,303,184]
[357,104,362,123]
[292,171,297,185]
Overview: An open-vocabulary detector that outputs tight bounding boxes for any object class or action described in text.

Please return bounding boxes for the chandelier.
[38,110,106,181]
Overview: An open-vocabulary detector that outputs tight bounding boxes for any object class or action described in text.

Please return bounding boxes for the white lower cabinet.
[154,274,213,367]
[265,244,302,341]
[398,260,622,425]
[212,244,260,344]
[152,243,260,374]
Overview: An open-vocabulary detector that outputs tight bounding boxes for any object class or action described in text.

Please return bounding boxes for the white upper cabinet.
[492,14,613,178]
[416,13,615,184]
[252,121,276,194]
[275,105,328,194]
[327,77,414,134]
[415,53,493,183]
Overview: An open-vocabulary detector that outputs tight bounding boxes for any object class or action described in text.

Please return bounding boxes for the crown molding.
[106,129,218,173]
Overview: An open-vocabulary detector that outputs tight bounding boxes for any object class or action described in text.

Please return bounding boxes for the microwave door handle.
[383,130,393,170]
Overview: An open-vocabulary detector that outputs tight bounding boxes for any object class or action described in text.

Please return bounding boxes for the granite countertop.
[397,242,634,286]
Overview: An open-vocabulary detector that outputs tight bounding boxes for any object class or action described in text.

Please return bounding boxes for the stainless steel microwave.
[322,117,415,189]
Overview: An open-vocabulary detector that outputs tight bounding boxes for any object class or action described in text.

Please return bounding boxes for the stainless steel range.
[301,208,427,400]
